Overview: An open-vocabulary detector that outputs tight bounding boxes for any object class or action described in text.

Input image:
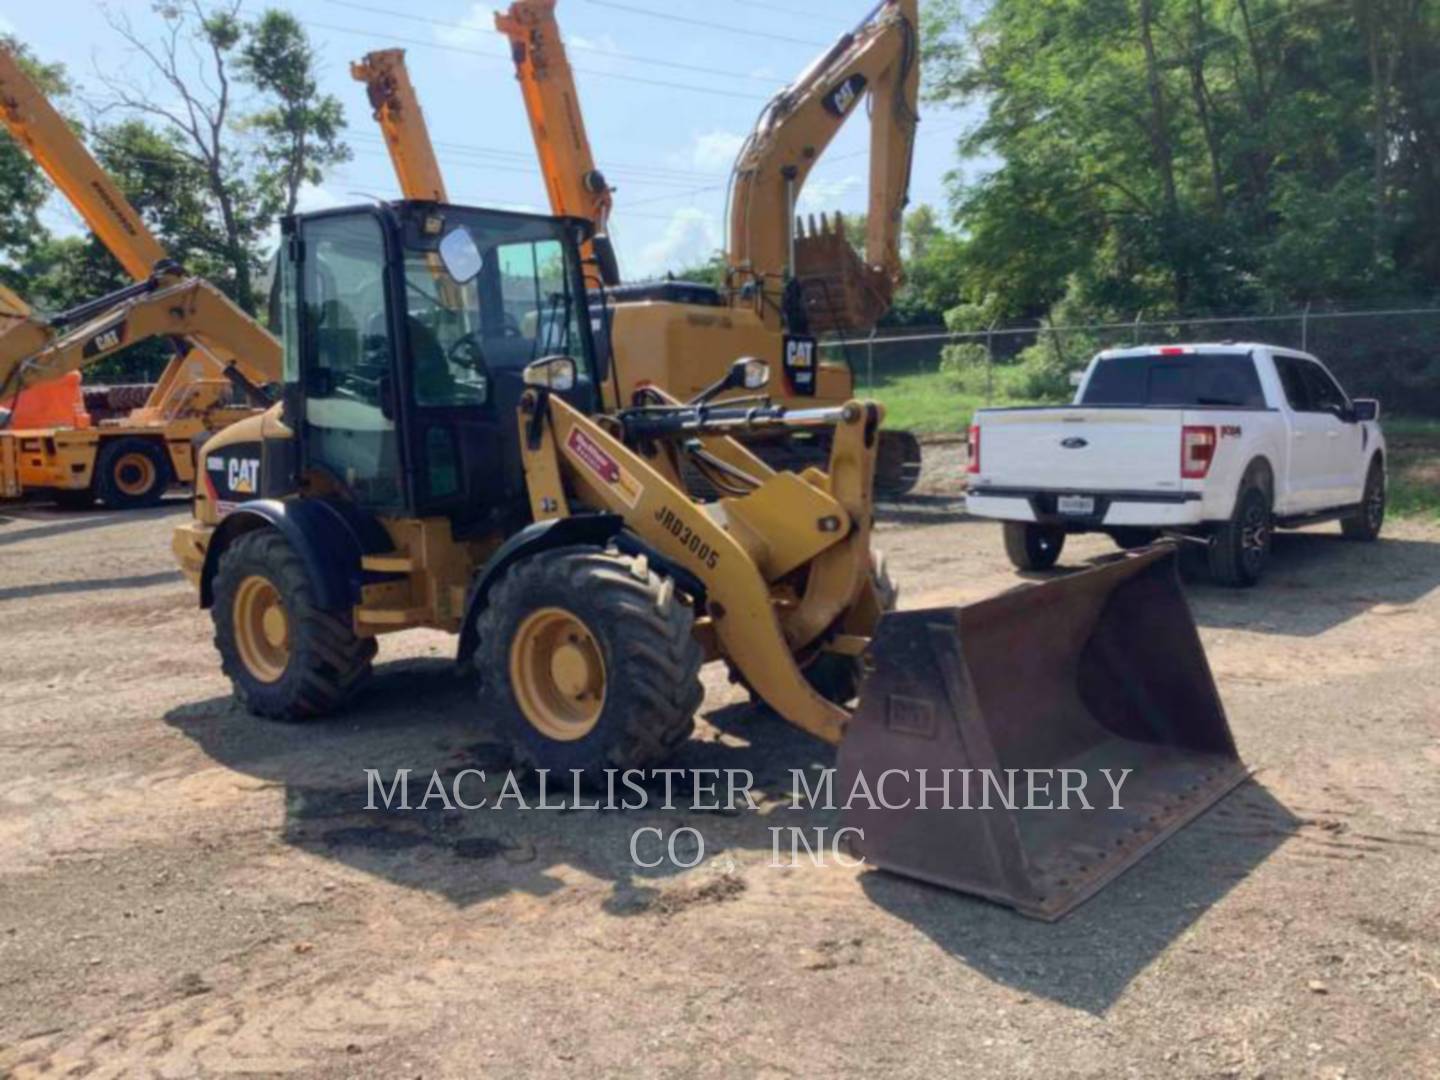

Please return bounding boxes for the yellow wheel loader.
[174,200,1247,920]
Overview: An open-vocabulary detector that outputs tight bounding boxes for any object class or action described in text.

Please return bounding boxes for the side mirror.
[689,358,771,407]
[1351,398,1380,423]
[734,358,771,391]
[438,228,484,285]
[524,355,577,392]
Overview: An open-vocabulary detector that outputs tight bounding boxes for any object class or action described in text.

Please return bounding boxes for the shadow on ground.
[164,661,828,915]
[167,655,1294,1013]
[862,779,1298,1015]
[0,570,182,603]
[0,502,187,549]
[1024,530,1440,637]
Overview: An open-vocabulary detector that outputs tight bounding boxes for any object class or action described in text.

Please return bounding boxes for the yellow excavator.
[0,45,280,507]
[484,0,926,494]
[174,197,1247,919]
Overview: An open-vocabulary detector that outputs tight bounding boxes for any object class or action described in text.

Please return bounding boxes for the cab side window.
[1275,356,1313,412]
[1301,361,1348,415]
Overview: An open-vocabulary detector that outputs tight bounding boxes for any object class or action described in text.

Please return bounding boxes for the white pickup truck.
[965,344,1387,586]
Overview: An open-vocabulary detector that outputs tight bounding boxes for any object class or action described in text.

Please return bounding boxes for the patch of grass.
[861,370,1039,435]
[1385,416,1440,440]
[1388,439,1440,522]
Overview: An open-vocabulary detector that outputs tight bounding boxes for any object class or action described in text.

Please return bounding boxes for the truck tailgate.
[977,408,1184,491]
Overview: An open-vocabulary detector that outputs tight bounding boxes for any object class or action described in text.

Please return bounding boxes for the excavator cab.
[275,203,602,525]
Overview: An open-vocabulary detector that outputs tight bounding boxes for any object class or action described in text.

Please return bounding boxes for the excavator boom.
[351,50,449,204]
[0,45,282,406]
[494,0,618,283]
[728,0,919,332]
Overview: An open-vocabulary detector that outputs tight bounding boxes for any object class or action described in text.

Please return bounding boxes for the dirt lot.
[2,453,1439,1078]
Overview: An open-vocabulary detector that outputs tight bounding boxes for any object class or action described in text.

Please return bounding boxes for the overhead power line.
[298,18,772,102]
[577,0,829,48]
[321,0,790,84]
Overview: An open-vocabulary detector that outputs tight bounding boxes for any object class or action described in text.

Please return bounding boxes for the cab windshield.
[401,209,593,409]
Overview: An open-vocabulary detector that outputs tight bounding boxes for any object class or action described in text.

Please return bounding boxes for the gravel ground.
[1,456,1438,1078]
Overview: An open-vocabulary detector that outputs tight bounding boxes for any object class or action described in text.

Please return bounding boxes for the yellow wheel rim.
[234,575,291,684]
[113,452,157,497]
[509,608,606,741]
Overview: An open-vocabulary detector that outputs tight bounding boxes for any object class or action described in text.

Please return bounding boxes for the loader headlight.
[523,355,578,392]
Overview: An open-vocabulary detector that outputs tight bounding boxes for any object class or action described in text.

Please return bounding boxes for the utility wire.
[577,0,829,48]
[321,0,792,84]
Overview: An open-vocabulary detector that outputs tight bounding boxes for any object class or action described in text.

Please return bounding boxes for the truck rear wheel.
[95,437,169,509]
[1209,485,1272,587]
[1003,522,1066,572]
[475,546,704,784]
[212,530,376,720]
[1341,460,1386,542]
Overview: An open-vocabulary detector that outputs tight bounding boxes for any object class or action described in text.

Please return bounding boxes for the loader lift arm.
[0,45,282,410]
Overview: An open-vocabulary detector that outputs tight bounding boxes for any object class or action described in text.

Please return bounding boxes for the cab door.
[291,211,405,511]
[1273,355,1328,512]
[1298,359,1366,506]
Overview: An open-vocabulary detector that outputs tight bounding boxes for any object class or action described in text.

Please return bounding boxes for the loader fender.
[457,514,626,663]
[198,498,391,613]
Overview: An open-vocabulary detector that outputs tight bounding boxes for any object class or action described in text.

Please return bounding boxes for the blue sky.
[4,0,983,279]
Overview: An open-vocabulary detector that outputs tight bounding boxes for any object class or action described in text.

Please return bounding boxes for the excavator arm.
[0,272,276,419]
[494,0,619,284]
[0,45,282,405]
[728,0,919,332]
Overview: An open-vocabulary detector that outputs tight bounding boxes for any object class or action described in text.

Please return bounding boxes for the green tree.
[0,39,68,295]
[240,11,351,219]
[99,1,349,311]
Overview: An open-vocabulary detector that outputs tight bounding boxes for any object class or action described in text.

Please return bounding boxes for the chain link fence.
[825,306,1440,418]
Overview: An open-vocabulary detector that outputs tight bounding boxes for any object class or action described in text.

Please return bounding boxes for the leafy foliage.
[926,0,1440,324]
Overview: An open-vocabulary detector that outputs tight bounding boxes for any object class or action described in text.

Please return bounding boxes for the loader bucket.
[838,546,1247,921]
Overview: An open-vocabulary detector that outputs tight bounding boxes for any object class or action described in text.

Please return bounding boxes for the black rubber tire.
[875,431,924,498]
[805,557,900,706]
[212,529,377,720]
[1109,527,1161,551]
[1341,460,1386,542]
[94,437,170,509]
[51,489,97,511]
[474,546,704,783]
[1003,521,1066,571]
[1209,484,1272,588]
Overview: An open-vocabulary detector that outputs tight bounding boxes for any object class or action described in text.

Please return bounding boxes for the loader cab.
[277,202,601,530]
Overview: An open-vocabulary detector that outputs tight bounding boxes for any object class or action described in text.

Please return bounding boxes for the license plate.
[1057,495,1095,516]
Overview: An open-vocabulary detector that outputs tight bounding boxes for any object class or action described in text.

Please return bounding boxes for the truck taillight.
[1181,426,1217,479]
[967,424,981,474]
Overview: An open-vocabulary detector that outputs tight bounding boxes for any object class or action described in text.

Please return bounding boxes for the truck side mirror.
[1351,399,1380,423]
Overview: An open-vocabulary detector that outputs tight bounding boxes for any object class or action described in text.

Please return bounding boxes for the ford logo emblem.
[1061,437,1089,450]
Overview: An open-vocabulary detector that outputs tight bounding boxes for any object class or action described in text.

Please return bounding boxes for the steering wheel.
[447,333,489,371]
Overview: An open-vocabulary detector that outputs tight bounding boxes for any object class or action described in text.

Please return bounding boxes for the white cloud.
[680,130,746,174]
[433,2,509,59]
[0,14,16,35]
[632,207,721,279]
[296,182,346,214]
[799,175,862,210]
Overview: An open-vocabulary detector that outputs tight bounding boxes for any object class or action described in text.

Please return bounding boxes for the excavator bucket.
[838,546,1247,921]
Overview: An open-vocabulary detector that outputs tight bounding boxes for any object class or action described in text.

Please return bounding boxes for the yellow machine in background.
[175,198,1248,920]
[0,46,280,507]
[493,0,924,493]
